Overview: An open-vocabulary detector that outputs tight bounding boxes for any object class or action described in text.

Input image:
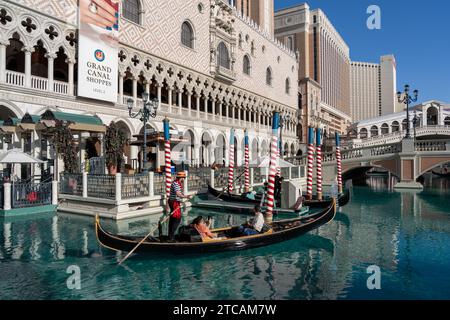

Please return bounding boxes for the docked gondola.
[95,199,336,255]
[432,170,450,178]
[207,184,350,209]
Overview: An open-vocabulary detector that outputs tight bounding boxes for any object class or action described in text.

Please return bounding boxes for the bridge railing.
[415,140,449,152]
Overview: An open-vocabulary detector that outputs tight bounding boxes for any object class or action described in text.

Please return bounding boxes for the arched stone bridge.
[287,139,450,189]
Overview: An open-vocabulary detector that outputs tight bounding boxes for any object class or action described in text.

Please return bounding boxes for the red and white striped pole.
[265,112,280,221]
[244,130,250,192]
[228,128,235,193]
[306,127,315,200]
[335,133,343,194]
[163,118,172,202]
[316,128,323,200]
[277,132,281,177]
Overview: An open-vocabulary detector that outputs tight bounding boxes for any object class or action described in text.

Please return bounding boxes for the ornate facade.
[0,0,300,173]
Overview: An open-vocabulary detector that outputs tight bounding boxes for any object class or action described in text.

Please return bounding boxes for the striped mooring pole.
[228,128,235,193]
[265,112,280,221]
[244,129,250,192]
[316,127,323,201]
[276,133,281,176]
[306,127,315,200]
[163,118,172,202]
[335,132,343,194]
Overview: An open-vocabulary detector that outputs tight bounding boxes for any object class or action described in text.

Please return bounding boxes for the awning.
[0,149,45,164]
[40,110,106,132]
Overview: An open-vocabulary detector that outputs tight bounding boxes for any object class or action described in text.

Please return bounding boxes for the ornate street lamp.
[279,114,291,158]
[127,92,159,172]
[397,84,419,139]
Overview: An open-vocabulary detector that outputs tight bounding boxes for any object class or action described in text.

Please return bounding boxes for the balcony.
[5,70,71,95]
[214,65,236,83]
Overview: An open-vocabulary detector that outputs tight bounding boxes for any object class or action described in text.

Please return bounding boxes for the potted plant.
[53,125,79,174]
[105,122,127,175]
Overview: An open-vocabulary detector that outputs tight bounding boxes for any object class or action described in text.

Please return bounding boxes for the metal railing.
[87,174,115,199]
[60,173,83,196]
[415,140,448,152]
[188,168,210,192]
[12,181,52,208]
[153,174,166,195]
[121,173,150,199]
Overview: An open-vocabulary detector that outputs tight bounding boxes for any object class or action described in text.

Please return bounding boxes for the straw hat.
[176,171,186,178]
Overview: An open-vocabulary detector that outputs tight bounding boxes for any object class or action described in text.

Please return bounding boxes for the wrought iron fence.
[214,167,229,188]
[153,174,166,196]
[12,181,52,208]
[253,168,266,184]
[122,173,150,199]
[188,168,210,192]
[60,173,83,196]
[87,175,115,199]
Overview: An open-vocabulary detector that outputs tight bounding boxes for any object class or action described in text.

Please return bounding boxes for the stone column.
[157,84,162,109]
[132,77,138,108]
[218,101,222,120]
[23,46,34,88]
[196,94,200,119]
[46,52,56,92]
[204,97,208,119]
[145,81,150,95]
[187,93,192,111]
[178,89,183,115]
[168,86,173,114]
[67,58,75,96]
[0,39,9,83]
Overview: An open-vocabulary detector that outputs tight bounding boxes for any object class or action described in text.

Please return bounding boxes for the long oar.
[118,203,186,265]
[212,169,247,200]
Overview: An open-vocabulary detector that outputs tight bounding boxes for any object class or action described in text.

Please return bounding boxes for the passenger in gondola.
[238,205,266,236]
[192,216,218,241]
[168,171,192,241]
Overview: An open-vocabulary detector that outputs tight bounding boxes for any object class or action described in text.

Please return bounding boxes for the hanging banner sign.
[78,0,119,103]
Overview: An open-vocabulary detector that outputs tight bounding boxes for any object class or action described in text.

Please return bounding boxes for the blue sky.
[275,0,450,103]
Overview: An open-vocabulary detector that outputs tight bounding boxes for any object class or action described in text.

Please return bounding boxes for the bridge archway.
[342,164,400,182]
[381,123,389,135]
[445,117,450,126]
[359,128,368,139]
[427,106,439,126]
[417,158,450,179]
[391,121,400,133]
[370,125,379,137]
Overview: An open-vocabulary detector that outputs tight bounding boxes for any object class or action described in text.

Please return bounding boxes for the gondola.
[432,170,450,178]
[207,184,350,209]
[95,199,336,255]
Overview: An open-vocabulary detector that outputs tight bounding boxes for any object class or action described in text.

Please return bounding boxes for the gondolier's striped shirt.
[169,180,183,202]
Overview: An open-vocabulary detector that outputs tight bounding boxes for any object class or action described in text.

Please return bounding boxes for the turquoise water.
[1,178,450,300]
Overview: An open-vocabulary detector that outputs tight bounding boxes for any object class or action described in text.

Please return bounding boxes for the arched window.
[122,0,141,24]
[287,36,294,51]
[181,22,194,48]
[217,42,230,69]
[266,67,272,86]
[370,126,379,137]
[285,78,291,94]
[243,55,251,75]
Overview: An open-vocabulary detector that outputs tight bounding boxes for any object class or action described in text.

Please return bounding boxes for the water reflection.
[1,177,450,299]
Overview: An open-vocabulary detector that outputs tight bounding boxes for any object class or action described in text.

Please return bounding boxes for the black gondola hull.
[207,185,350,209]
[95,201,336,255]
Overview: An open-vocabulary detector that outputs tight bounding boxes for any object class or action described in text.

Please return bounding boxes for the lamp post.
[127,92,159,172]
[397,84,419,139]
[413,110,419,140]
[279,114,291,158]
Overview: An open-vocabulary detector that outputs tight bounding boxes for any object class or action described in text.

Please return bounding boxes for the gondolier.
[168,171,191,240]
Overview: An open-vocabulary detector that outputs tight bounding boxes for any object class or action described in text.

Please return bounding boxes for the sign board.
[77,0,119,103]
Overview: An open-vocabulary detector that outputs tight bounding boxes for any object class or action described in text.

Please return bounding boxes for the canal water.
[1,176,450,300]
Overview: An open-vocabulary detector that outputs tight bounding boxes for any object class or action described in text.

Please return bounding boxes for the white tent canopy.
[249,155,295,168]
[0,149,45,164]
